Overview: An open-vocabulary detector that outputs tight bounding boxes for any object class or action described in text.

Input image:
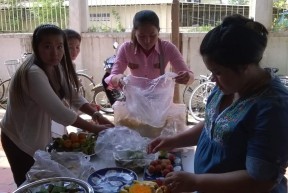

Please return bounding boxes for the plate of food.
[13,177,94,193]
[113,149,155,174]
[46,132,97,156]
[120,180,170,193]
[87,167,138,193]
[143,151,182,181]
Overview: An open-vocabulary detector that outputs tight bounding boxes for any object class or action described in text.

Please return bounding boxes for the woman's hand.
[92,112,114,126]
[163,171,196,193]
[97,115,114,126]
[147,136,175,154]
[111,74,126,88]
[174,71,192,85]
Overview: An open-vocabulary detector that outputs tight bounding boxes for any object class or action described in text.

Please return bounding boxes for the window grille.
[0,0,68,33]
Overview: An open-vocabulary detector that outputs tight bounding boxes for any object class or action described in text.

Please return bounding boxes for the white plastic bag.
[26,150,95,182]
[113,72,187,138]
[122,72,177,128]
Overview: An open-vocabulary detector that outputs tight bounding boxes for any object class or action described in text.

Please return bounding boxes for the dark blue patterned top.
[194,74,288,193]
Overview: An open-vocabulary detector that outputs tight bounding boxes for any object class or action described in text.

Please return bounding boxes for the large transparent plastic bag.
[95,127,155,173]
[113,72,187,138]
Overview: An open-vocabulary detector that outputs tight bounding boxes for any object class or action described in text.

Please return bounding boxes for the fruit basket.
[13,177,94,193]
[46,132,97,156]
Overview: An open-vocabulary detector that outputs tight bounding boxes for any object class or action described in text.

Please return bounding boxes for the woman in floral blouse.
[147,14,288,193]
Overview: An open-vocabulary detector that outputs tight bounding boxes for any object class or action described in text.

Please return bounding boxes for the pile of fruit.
[48,132,97,155]
[120,180,170,193]
[147,151,176,177]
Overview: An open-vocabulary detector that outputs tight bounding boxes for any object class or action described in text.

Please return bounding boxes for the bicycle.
[182,73,212,107]
[76,69,96,103]
[188,73,215,122]
[0,58,23,109]
[187,68,288,122]
[0,78,11,109]
[76,69,118,114]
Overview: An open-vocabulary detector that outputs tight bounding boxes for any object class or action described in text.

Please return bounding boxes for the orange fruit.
[78,133,87,140]
[63,139,72,148]
[69,132,79,143]
[71,142,80,149]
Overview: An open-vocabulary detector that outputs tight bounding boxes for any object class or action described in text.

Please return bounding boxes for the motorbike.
[92,42,124,113]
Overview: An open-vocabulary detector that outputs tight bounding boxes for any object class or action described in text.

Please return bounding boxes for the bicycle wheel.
[182,78,200,109]
[0,78,11,109]
[77,73,95,102]
[0,79,5,101]
[188,81,215,122]
[93,85,114,113]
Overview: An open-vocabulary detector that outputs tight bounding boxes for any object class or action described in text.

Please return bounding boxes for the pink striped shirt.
[105,39,193,87]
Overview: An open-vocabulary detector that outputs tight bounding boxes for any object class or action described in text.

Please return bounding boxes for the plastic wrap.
[26,150,95,182]
[95,127,155,173]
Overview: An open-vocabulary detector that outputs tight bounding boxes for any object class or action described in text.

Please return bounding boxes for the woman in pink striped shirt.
[105,10,194,88]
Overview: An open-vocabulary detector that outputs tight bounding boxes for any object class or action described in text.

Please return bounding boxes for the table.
[21,145,196,193]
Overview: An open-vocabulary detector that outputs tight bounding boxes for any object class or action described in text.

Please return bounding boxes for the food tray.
[143,151,183,181]
[46,133,97,156]
[87,167,138,193]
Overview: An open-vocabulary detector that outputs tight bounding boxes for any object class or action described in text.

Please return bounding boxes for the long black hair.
[200,14,268,71]
[131,10,160,47]
[11,24,79,105]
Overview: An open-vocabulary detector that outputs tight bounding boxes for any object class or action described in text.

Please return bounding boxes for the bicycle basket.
[5,59,21,77]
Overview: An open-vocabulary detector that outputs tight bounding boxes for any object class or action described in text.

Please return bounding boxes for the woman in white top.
[0,24,113,186]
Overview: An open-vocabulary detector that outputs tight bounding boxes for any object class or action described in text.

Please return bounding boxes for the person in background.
[63,28,101,111]
[0,24,113,186]
[63,29,81,67]
[105,10,194,88]
[63,29,81,61]
[147,14,288,193]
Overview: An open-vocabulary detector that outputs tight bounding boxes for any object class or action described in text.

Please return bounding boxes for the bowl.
[87,167,137,193]
[13,177,94,193]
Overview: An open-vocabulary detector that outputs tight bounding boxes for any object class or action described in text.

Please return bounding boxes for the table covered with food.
[17,126,195,193]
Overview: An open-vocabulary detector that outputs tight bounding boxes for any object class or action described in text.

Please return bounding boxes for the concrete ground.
[0,109,16,193]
